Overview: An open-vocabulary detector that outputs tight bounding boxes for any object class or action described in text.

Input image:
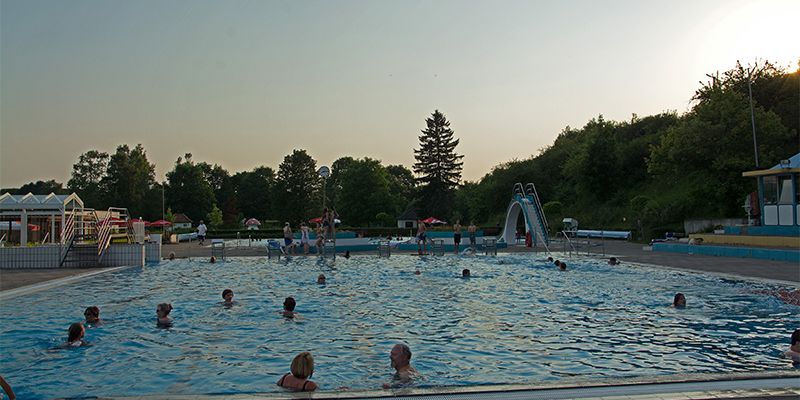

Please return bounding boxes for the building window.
[779,176,793,204]
[405,221,413,228]
[763,176,778,205]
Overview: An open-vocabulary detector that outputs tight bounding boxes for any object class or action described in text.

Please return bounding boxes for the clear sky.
[1,0,798,188]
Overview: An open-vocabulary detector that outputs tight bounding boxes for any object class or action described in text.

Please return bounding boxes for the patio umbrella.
[149,219,172,234]
[245,218,261,226]
[421,217,446,225]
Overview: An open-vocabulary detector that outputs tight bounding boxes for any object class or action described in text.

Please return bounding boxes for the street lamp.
[317,166,330,210]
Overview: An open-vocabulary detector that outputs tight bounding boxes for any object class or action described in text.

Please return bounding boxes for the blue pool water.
[1,254,798,399]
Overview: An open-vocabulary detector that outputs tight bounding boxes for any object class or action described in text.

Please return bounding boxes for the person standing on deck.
[453,220,462,254]
[416,220,427,255]
[196,220,207,245]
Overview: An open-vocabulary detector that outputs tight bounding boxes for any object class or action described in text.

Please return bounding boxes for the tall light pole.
[162,181,166,221]
[747,67,759,168]
[318,166,330,210]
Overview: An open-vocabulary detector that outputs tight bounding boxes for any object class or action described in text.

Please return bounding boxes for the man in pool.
[222,289,235,306]
[317,274,326,284]
[462,268,470,277]
[608,257,619,265]
[416,220,427,255]
[283,297,298,318]
[383,343,419,388]
[84,306,101,325]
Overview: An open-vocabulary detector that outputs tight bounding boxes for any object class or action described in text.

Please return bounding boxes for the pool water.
[1,254,797,399]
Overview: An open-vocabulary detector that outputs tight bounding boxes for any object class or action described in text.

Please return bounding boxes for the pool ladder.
[211,239,225,261]
[483,238,497,256]
[431,239,445,256]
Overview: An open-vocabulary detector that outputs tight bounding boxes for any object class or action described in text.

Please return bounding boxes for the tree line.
[4,61,797,238]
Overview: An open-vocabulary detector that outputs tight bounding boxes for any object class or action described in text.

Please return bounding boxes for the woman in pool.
[222,289,234,306]
[156,303,173,326]
[67,322,85,347]
[84,306,101,325]
[277,351,317,391]
[673,293,686,308]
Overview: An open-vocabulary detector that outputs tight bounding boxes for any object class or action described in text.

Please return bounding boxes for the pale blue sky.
[1,0,797,187]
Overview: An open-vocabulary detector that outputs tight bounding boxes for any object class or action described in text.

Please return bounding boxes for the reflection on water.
[0,254,798,399]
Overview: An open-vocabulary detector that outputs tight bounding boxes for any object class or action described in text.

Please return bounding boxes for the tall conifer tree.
[413,110,464,218]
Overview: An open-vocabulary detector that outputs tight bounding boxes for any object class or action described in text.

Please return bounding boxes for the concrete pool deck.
[1,239,798,292]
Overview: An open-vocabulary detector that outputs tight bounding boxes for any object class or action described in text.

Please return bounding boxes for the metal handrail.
[557,231,579,256]
[41,232,50,245]
[526,183,550,235]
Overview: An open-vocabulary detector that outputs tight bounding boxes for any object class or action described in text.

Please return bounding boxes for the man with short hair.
[383,343,419,388]
[197,220,207,245]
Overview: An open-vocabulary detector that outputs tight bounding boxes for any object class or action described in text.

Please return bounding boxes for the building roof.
[0,192,83,211]
[173,213,193,224]
[742,152,800,177]
[396,208,419,221]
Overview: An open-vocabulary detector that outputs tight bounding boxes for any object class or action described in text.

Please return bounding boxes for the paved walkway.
[1,240,798,292]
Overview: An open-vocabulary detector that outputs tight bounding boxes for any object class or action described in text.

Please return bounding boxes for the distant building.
[173,213,193,229]
[742,152,799,227]
[396,208,419,229]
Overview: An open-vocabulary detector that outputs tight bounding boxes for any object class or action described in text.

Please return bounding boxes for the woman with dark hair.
[67,322,85,347]
[673,293,686,308]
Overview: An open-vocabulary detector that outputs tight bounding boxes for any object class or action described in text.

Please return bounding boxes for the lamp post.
[747,68,759,168]
[318,166,330,211]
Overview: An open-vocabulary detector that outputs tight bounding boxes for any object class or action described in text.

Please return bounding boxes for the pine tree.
[413,110,464,218]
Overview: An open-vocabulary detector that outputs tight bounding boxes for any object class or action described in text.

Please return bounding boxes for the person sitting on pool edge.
[673,293,686,308]
[383,343,419,389]
[157,303,173,326]
[84,306,101,325]
[222,289,235,306]
[277,351,318,391]
[783,329,800,361]
[282,297,298,318]
[67,322,85,347]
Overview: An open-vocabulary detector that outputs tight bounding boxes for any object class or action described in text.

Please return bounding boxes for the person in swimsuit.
[300,223,310,255]
[277,351,318,391]
[559,262,567,271]
[462,268,470,277]
[67,322,85,347]
[222,289,235,306]
[317,274,326,284]
[283,223,295,255]
[608,257,619,265]
[382,343,419,388]
[416,220,427,255]
[673,293,686,308]
[468,221,477,248]
[84,306,101,325]
[282,297,298,318]
[157,303,173,326]
[453,220,462,254]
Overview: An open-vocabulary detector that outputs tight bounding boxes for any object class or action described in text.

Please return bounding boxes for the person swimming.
[277,351,318,391]
[222,289,235,306]
[554,259,561,267]
[282,297,298,318]
[67,322,85,347]
[382,343,420,389]
[608,257,619,265]
[547,256,554,262]
[210,256,216,264]
[559,262,567,271]
[462,268,471,277]
[317,274,326,284]
[344,250,351,259]
[157,303,173,326]
[783,329,800,361]
[673,293,686,308]
[84,306,101,325]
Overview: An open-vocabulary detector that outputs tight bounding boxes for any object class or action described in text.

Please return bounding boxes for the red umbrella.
[422,217,446,225]
[149,220,172,227]
[245,218,261,226]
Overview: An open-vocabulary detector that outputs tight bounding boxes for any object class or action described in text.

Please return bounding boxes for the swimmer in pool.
[67,322,85,347]
[84,306,101,325]
[157,303,173,326]
[559,262,567,271]
[317,274,326,284]
[282,297,298,318]
[382,343,420,389]
[608,257,619,265]
[462,268,471,277]
[222,289,235,306]
[277,351,318,391]
[673,293,686,308]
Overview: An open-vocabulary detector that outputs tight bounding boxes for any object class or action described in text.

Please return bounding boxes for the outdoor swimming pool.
[1,254,798,399]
